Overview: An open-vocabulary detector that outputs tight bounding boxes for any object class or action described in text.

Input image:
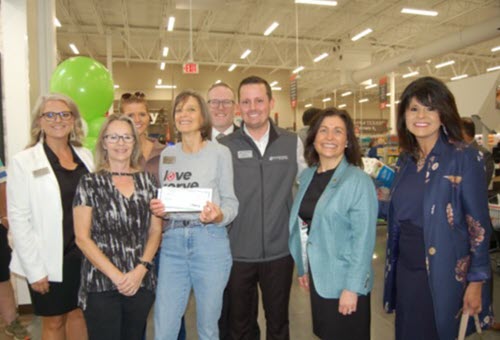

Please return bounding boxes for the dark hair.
[304,108,362,167]
[238,76,272,101]
[119,91,148,113]
[302,107,321,126]
[397,76,463,159]
[461,117,475,138]
[172,90,212,141]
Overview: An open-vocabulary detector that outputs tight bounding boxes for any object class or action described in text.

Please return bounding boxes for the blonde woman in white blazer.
[8,94,93,340]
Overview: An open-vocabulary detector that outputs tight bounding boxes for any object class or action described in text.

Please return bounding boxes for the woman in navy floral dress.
[381,77,492,340]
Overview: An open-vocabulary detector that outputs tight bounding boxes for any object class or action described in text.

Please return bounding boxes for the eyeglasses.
[208,99,234,108]
[41,111,73,121]
[104,134,135,144]
[121,91,145,100]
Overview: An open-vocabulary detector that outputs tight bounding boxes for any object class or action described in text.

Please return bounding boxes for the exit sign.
[183,63,199,74]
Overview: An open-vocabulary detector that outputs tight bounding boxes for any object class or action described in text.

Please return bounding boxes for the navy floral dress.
[382,132,493,340]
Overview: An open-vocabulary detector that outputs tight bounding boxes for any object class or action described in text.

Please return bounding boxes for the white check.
[158,187,213,212]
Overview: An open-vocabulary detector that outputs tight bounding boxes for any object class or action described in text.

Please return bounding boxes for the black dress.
[392,160,439,340]
[299,168,371,340]
[28,144,89,316]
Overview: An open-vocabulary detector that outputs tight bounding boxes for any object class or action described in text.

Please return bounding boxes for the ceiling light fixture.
[365,84,377,89]
[313,53,329,63]
[402,71,419,78]
[271,87,282,91]
[54,18,62,27]
[351,28,372,42]
[264,22,279,36]
[294,0,337,6]
[401,8,438,16]
[305,103,313,108]
[486,65,500,72]
[270,81,279,87]
[167,16,175,31]
[491,46,500,52]
[155,85,177,89]
[69,43,79,55]
[228,64,237,72]
[435,60,455,68]
[215,80,221,84]
[450,74,468,81]
[114,85,120,89]
[240,49,252,59]
[322,97,331,102]
[157,78,162,85]
[163,47,169,57]
[338,104,347,108]
[359,98,369,103]
[292,66,305,74]
[160,62,166,70]
[341,91,352,97]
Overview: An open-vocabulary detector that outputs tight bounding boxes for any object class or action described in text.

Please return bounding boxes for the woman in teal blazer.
[289,108,377,340]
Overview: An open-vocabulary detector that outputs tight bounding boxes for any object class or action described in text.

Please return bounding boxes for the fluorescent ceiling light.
[341,91,352,97]
[450,74,468,81]
[240,49,252,59]
[486,65,500,72]
[292,66,305,74]
[163,47,169,57]
[215,80,221,84]
[359,98,369,103]
[114,84,120,89]
[228,64,237,72]
[160,62,166,70]
[157,78,162,85]
[155,85,177,89]
[365,84,377,89]
[351,28,372,42]
[264,22,279,36]
[69,43,79,55]
[270,81,279,87]
[167,16,175,31]
[305,103,313,108]
[402,71,419,78]
[395,100,401,104]
[435,60,455,68]
[54,18,62,27]
[338,104,347,108]
[401,8,438,16]
[313,53,329,63]
[271,87,282,91]
[322,97,331,102]
[386,93,391,96]
[491,46,500,52]
[360,79,372,86]
[294,0,337,6]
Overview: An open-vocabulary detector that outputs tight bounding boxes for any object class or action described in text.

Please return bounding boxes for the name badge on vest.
[269,155,288,161]
[237,150,253,159]
[163,156,176,164]
[33,167,50,177]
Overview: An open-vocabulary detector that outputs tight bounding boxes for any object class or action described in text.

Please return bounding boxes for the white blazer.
[7,142,94,283]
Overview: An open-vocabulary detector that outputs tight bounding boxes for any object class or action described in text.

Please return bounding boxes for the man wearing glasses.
[207,83,239,142]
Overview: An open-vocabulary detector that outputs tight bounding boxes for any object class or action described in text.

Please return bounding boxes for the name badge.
[269,155,288,161]
[163,156,176,164]
[237,150,253,159]
[33,167,50,177]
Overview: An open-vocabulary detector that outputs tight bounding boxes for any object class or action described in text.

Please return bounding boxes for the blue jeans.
[154,225,232,340]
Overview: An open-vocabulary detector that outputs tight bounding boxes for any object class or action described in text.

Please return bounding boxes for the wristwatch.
[138,260,153,271]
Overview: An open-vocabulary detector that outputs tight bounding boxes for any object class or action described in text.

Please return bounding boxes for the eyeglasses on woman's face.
[104,134,135,144]
[41,111,73,121]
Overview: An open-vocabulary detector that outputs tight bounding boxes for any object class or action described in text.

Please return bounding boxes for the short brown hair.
[238,76,272,101]
[173,90,212,141]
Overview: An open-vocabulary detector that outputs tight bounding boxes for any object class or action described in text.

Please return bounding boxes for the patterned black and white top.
[73,171,158,309]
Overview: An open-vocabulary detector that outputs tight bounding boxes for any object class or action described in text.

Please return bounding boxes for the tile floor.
[2,225,500,339]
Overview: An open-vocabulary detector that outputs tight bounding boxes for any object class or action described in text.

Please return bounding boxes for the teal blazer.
[288,157,378,298]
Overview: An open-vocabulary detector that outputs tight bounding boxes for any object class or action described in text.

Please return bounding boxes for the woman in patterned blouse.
[73,115,162,340]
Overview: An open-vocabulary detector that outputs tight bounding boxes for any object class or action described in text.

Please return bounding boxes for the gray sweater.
[158,141,239,228]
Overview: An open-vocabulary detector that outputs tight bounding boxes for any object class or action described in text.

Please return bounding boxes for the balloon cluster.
[50,57,114,150]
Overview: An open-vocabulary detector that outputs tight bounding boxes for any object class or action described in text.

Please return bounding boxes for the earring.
[70,129,77,141]
[345,143,348,148]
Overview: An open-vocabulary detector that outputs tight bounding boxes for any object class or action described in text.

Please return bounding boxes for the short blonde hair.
[28,93,85,148]
[94,114,142,172]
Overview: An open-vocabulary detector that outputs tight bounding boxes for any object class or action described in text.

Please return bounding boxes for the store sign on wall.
[290,74,298,109]
[183,63,199,74]
[379,76,387,109]
[355,119,388,134]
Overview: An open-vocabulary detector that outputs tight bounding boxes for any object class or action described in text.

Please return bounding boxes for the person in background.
[461,117,494,186]
[297,107,321,145]
[207,82,240,142]
[381,77,492,340]
[219,76,307,340]
[289,108,377,339]
[73,115,162,339]
[151,90,238,340]
[0,158,30,340]
[8,94,92,340]
[367,138,384,160]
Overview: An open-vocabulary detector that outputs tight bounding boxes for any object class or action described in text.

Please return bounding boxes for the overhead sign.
[379,76,387,109]
[290,74,298,109]
[355,119,388,134]
[183,63,199,74]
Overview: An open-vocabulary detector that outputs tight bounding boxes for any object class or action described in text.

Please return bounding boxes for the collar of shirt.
[243,121,270,156]
[212,125,235,142]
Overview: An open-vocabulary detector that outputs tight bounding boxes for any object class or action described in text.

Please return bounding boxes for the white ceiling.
[55,0,500,102]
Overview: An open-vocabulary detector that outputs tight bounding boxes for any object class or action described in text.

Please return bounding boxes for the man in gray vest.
[220,76,306,340]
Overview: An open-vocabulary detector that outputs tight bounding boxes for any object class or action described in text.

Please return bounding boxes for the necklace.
[109,172,134,176]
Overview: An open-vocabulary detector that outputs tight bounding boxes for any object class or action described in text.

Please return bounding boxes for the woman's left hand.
[339,289,358,316]
[199,202,223,224]
[118,266,147,296]
[463,281,483,315]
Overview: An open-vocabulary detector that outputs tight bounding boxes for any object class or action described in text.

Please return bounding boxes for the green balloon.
[87,116,107,138]
[50,57,114,121]
[83,136,98,151]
